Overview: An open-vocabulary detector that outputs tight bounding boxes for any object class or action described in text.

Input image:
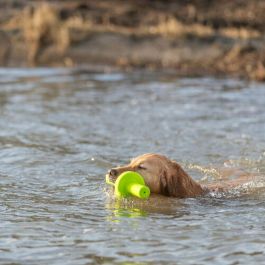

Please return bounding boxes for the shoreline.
[0,0,265,81]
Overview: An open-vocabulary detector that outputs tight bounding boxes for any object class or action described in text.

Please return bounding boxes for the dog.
[107,153,256,198]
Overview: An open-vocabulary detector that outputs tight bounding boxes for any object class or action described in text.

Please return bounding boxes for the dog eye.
[138,164,146,170]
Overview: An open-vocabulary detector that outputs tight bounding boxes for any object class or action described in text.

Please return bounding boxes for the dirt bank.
[1,0,265,81]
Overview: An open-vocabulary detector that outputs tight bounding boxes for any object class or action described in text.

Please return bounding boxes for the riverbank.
[1,0,265,81]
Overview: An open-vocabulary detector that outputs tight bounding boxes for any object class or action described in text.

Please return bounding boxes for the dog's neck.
[172,163,205,198]
[178,174,205,198]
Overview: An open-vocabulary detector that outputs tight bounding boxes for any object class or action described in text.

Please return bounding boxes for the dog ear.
[159,163,182,197]
[159,169,171,196]
[159,161,203,198]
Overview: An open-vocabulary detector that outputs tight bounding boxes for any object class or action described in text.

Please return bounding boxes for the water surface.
[0,68,265,264]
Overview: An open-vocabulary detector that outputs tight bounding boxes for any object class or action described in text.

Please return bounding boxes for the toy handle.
[127,183,150,199]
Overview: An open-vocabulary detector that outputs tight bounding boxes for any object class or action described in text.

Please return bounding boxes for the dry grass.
[147,16,214,37]
[23,3,70,64]
[219,27,261,39]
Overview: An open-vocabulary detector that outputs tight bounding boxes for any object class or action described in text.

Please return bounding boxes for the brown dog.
[107,153,256,198]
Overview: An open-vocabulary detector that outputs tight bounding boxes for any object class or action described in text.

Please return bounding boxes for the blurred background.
[0,0,265,80]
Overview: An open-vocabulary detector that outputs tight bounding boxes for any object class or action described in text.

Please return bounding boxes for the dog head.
[107,153,203,198]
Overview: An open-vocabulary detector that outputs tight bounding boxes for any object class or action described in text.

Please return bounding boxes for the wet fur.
[158,161,204,197]
[107,153,255,198]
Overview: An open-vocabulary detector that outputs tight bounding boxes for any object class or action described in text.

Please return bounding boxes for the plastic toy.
[106,171,150,199]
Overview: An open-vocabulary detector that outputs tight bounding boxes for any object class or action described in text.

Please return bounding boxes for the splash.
[206,178,265,199]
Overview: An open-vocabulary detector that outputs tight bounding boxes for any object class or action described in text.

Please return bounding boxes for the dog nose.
[108,169,118,177]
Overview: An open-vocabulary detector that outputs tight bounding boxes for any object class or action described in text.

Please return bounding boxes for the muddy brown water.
[0,68,265,265]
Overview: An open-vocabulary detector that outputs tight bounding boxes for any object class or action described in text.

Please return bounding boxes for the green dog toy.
[106,171,150,199]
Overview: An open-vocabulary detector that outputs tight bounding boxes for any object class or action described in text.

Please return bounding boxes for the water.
[0,67,265,264]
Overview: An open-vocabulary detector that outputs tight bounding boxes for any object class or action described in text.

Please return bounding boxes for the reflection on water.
[107,204,149,220]
[105,192,187,221]
[0,67,265,264]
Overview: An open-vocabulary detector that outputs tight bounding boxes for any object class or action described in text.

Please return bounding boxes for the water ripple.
[0,69,265,264]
